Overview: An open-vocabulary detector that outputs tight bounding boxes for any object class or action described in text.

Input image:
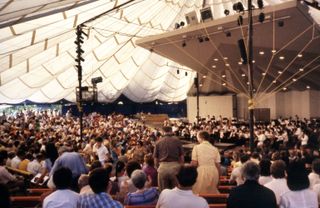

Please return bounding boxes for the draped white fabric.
[0,0,301,103]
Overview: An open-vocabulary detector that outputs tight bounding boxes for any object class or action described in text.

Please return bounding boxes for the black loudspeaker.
[194,77,199,88]
[238,39,248,64]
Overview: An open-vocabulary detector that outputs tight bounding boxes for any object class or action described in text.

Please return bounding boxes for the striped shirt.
[78,192,123,208]
[125,187,159,206]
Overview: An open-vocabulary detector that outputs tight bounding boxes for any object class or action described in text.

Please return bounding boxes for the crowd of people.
[0,109,320,207]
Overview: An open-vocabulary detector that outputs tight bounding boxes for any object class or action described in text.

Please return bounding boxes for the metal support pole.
[247,0,255,153]
[75,25,84,141]
[196,73,200,126]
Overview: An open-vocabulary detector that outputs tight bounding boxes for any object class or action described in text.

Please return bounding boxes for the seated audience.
[43,167,79,208]
[230,154,250,185]
[0,150,24,191]
[259,159,272,185]
[264,160,290,205]
[143,153,158,187]
[120,160,141,194]
[27,153,42,175]
[227,161,277,208]
[111,160,128,190]
[309,158,320,188]
[125,170,158,205]
[79,160,102,195]
[11,149,24,169]
[156,165,209,208]
[77,168,122,208]
[280,160,318,208]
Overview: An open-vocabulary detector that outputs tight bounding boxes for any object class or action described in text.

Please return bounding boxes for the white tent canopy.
[0,0,316,104]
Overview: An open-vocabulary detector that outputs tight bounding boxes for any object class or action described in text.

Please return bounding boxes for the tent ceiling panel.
[0,0,318,103]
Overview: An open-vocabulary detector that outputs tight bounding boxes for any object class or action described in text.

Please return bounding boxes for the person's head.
[0,184,10,208]
[126,160,141,178]
[115,160,126,177]
[197,130,210,142]
[240,154,250,164]
[242,161,260,181]
[0,150,8,165]
[177,165,197,188]
[90,160,103,172]
[53,167,73,189]
[162,126,172,135]
[89,168,109,194]
[131,170,146,189]
[144,153,154,167]
[287,160,309,191]
[312,159,320,175]
[95,137,103,148]
[270,160,286,179]
[259,158,271,176]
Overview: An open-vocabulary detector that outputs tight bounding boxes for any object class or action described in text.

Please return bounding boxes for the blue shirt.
[78,192,123,208]
[125,187,159,206]
[50,152,88,178]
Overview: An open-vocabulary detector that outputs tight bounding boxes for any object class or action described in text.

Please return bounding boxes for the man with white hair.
[227,161,277,208]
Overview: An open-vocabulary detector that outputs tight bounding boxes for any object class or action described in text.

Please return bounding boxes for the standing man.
[153,126,184,191]
[93,137,110,165]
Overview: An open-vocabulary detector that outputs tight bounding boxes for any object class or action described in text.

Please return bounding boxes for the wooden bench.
[124,204,226,208]
[218,185,235,193]
[27,188,52,195]
[11,196,41,208]
[200,193,229,204]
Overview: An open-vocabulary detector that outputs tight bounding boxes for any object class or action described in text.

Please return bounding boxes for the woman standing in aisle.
[191,130,221,194]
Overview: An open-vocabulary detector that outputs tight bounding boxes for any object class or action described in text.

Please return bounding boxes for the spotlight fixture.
[182,41,186,47]
[306,86,310,89]
[204,36,210,41]
[257,0,264,9]
[278,20,284,27]
[225,31,231,37]
[258,12,265,23]
[91,76,103,85]
[233,2,244,13]
[198,36,204,43]
[259,51,264,55]
[224,9,230,16]
[203,75,207,78]
[298,54,303,58]
[175,21,185,29]
[237,15,243,26]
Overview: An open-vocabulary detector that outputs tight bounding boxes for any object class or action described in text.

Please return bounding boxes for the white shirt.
[264,178,290,205]
[43,189,79,208]
[309,172,320,188]
[156,187,209,208]
[27,159,42,175]
[259,176,273,185]
[230,166,244,186]
[93,144,109,163]
[312,183,320,202]
[0,166,16,184]
[11,156,21,169]
[279,189,318,208]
